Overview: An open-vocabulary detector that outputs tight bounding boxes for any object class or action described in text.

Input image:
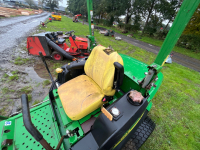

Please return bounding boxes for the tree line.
[68,0,200,52]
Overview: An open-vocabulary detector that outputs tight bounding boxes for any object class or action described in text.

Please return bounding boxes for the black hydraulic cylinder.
[46,37,75,61]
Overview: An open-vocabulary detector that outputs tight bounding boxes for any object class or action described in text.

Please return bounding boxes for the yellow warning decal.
[112,112,145,149]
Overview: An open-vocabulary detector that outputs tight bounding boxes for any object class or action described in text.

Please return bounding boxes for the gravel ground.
[0,13,51,116]
[0,12,50,52]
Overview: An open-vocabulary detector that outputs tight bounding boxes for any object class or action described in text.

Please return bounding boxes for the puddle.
[25,67,46,83]
[34,59,70,79]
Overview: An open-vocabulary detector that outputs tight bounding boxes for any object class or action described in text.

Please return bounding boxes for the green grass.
[95,24,200,60]
[1,87,15,94]
[44,16,200,150]
[14,57,30,65]
[32,100,41,105]
[43,80,51,87]
[3,70,19,81]
[9,75,19,81]
[35,83,40,87]
[3,74,9,78]
[0,107,6,116]
[1,87,10,94]
[28,94,32,102]
[19,86,33,94]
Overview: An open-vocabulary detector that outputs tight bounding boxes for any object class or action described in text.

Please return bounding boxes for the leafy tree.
[157,0,182,31]
[177,4,200,51]
[93,0,105,19]
[146,14,162,36]
[44,0,60,11]
[102,0,129,25]
[132,14,141,31]
[25,0,35,7]
[140,0,159,35]
[183,4,200,36]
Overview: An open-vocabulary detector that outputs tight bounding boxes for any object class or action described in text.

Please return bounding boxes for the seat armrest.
[114,62,124,88]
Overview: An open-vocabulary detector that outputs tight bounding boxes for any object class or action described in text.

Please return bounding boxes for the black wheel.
[51,51,63,61]
[122,116,155,150]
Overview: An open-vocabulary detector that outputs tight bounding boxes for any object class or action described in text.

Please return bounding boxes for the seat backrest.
[84,46,123,96]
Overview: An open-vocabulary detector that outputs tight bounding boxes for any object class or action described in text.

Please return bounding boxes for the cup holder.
[127,91,143,106]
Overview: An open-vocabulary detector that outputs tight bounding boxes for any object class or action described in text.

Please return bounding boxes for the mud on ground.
[0,28,69,117]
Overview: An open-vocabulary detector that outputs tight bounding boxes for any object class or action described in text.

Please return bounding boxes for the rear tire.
[52,51,63,61]
[122,116,155,150]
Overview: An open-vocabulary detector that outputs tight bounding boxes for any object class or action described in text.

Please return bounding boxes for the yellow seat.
[58,46,123,120]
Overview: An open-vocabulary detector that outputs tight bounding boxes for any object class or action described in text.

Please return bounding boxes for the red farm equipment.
[73,14,82,22]
[27,31,94,61]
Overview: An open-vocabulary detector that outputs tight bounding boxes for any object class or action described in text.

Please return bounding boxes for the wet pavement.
[0,12,50,52]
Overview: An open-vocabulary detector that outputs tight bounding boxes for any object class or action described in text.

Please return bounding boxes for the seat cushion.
[84,46,123,96]
[58,75,104,120]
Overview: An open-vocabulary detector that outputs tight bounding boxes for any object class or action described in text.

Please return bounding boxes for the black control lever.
[39,52,57,121]
[21,94,69,150]
[21,94,54,150]
[39,52,57,89]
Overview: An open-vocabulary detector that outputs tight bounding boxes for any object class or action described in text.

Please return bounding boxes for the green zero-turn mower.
[0,0,199,150]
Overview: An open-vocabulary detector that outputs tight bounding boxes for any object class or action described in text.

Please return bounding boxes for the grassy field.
[94,23,200,61]
[43,16,200,150]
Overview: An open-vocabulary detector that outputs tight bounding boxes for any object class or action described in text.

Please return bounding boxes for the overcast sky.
[59,0,67,7]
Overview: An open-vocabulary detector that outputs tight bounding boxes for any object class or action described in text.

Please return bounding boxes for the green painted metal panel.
[120,75,141,93]
[154,0,200,66]
[120,54,148,85]
[147,72,163,102]
[0,101,63,150]
[53,101,71,150]
[0,120,15,150]
[14,102,63,150]
[66,121,84,146]
[87,0,93,36]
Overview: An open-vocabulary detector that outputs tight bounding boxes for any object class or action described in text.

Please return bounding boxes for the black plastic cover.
[38,36,51,56]
[71,133,99,150]
[57,58,87,84]
[114,62,124,88]
[91,91,148,149]
[66,57,87,70]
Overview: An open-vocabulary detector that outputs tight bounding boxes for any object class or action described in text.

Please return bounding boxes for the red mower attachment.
[27,31,91,61]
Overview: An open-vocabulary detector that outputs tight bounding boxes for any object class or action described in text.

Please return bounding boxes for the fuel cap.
[110,107,120,117]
